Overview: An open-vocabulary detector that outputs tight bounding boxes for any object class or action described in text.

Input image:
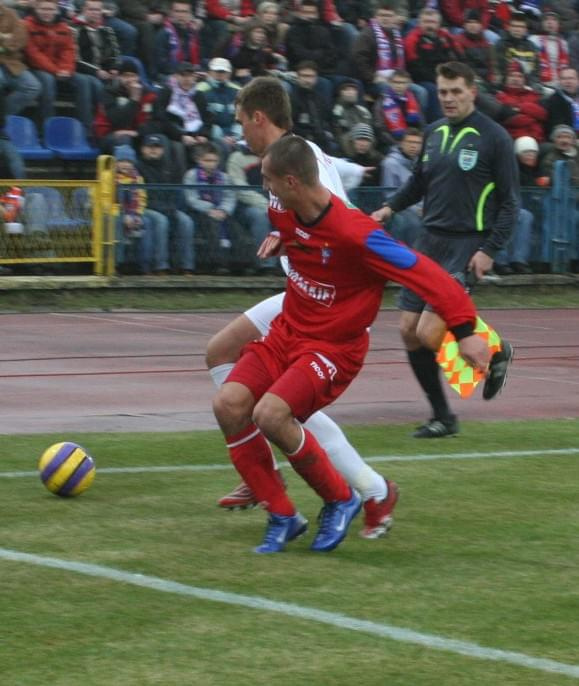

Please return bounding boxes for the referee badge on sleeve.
[458,149,478,171]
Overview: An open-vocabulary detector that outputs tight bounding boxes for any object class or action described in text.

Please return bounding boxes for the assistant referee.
[373,61,518,438]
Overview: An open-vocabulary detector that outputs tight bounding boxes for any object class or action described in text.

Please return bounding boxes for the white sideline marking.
[1,547,578,680]
[2,447,578,479]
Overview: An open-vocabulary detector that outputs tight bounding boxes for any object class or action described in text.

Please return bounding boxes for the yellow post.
[95,155,116,276]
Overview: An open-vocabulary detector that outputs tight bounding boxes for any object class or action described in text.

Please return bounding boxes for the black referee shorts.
[398,231,483,313]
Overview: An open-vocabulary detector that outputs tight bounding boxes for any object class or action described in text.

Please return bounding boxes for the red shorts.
[227,316,369,422]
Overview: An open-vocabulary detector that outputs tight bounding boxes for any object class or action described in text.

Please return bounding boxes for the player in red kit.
[212,135,490,555]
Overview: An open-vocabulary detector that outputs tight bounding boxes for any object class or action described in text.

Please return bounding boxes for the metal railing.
[1,160,576,276]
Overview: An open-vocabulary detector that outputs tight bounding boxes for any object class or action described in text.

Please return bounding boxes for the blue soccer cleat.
[310,488,362,552]
[254,512,309,554]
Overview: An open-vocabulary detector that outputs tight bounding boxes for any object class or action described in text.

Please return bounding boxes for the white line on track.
[1,547,578,679]
[1,447,578,479]
[51,312,203,336]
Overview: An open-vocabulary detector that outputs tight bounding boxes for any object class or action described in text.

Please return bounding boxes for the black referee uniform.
[388,108,520,312]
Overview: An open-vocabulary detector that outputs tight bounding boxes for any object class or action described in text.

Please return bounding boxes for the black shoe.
[413,415,459,438]
[494,264,513,276]
[511,262,532,274]
[483,341,514,400]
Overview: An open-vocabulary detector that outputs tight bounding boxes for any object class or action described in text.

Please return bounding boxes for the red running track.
[0,309,577,435]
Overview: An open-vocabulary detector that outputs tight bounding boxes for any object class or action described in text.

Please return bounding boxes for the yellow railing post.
[95,155,116,276]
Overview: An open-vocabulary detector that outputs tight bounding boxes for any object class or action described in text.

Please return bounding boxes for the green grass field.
[2,420,579,686]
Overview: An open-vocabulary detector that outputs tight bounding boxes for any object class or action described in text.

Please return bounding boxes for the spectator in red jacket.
[24,0,103,130]
[93,58,159,152]
[404,8,461,121]
[495,61,547,142]
[439,0,491,32]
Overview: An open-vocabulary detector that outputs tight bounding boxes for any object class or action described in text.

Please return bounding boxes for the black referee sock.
[407,347,453,422]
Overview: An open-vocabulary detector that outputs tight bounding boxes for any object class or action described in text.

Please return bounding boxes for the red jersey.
[268,194,477,343]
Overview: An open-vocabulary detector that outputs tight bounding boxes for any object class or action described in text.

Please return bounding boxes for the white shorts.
[244,292,285,337]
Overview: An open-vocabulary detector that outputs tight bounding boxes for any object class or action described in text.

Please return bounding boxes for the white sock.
[209,363,235,388]
[304,412,387,501]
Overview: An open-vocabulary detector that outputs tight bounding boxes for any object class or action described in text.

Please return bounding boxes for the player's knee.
[212,384,252,426]
[253,395,290,439]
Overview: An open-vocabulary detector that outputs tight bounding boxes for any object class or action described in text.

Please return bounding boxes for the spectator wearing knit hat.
[539,123,579,185]
[331,79,373,157]
[495,61,547,142]
[347,123,383,213]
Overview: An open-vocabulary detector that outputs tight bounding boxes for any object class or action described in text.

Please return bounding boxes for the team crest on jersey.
[321,244,332,265]
[458,148,478,171]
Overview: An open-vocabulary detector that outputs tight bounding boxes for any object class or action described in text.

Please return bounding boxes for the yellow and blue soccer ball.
[38,442,96,497]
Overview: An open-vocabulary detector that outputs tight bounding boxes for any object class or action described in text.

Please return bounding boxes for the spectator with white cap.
[494,136,540,276]
[196,57,242,155]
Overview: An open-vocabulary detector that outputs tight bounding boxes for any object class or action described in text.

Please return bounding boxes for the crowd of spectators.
[0,0,578,275]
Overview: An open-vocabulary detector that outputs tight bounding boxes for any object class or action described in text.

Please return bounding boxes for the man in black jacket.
[289,61,337,154]
[373,62,517,437]
[137,133,196,274]
[74,0,121,82]
[285,0,337,76]
[544,66,579,137]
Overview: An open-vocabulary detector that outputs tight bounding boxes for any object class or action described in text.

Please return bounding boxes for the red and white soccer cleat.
[360,479,400,539]
[217,481,258,510]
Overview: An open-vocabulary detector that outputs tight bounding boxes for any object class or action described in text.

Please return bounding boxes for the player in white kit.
[206,77,398,539]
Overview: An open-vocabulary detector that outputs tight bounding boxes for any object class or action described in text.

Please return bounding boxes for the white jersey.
[268,140,350,212]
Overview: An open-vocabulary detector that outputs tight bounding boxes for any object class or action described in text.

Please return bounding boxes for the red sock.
[227,424,294,515]
[287,427,350,502]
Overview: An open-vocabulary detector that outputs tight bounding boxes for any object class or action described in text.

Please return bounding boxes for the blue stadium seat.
[4,115,54,160]
[26,187,85,231]
[43,117,100,161]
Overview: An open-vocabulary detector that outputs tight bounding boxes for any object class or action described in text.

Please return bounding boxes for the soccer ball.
[38,442,96,497]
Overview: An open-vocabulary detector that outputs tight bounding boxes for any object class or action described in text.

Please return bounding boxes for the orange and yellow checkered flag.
[437,317,502,398]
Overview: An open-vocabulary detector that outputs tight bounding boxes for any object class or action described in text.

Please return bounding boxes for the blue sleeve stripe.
[365,229,417,269]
